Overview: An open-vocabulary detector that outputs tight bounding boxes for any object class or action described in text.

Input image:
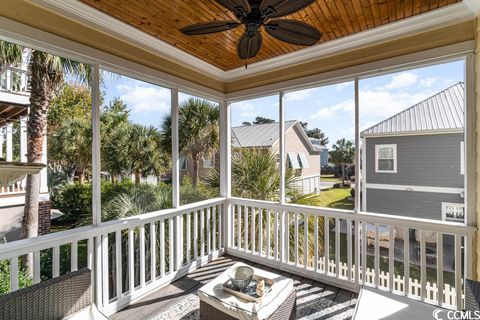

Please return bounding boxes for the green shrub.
[0,259,32,295]
[52,182,93,224]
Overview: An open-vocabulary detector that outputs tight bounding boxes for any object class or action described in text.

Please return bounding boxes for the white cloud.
[336,82,353,92]
[286,88,317,102]
[310,99,354,120]
[384,72,419,89]
[117,84,170,113]
[420,77,438,88]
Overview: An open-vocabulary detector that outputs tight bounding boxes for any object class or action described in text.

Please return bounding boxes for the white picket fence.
[321,257,462,308]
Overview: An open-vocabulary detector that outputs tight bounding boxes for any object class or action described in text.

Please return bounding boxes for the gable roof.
[232,120,296,148]
[361,82,464,137]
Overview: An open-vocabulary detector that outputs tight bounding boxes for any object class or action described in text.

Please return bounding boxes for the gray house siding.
[365,133,464,188]
[366,189,464,220]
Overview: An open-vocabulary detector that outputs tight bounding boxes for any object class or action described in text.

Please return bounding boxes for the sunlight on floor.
[354,289,408,320]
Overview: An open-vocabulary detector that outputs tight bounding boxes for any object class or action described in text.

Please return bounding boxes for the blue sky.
[100,60,464,149]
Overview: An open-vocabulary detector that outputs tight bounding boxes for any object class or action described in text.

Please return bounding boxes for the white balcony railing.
[0,67,30,95]
[0,197,473,315]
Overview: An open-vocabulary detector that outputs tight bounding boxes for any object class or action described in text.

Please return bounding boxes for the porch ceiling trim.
[0,17,225,102]
[225,40,475,102]
[31,0,474,82]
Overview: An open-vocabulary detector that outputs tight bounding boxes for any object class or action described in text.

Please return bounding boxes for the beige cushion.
[198,262,294,320]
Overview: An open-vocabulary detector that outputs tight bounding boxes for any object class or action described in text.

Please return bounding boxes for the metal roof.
[232,120,296,148]
[361,82,464,137]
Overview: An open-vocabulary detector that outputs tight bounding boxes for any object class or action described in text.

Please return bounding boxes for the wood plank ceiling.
[80,0,462,71]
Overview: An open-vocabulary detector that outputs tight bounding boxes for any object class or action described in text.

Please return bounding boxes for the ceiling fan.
[180,0,322,60]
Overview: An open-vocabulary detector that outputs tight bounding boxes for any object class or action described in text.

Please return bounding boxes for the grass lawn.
[320,175,342,182]
[315,187,353,210]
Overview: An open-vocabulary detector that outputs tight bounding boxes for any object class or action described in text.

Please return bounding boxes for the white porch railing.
[227,197,473,310]
[0,196,473,314]
[0,67,30,94]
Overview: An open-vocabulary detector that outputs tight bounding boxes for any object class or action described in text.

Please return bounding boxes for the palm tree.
[0,40,90,273]
[160,98,219,189]
[330,138,355,186]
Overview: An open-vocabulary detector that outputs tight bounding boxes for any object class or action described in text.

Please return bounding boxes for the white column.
[354,78,361,212]
[279,92,285,204]
[39,135,48,193]
[171,88,182,270]
[220,100,231,249]
[0,126,4,158]
[5,69,11,91]
[6,123,13,162]
[20,117,27,162]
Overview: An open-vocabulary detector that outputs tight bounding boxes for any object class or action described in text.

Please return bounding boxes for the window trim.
[203,154,215,168]
[375,144,397,173]
[180,154,187,171]
[442,202,465,223]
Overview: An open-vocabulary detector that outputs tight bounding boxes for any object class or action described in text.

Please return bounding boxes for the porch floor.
[111,254,358,320]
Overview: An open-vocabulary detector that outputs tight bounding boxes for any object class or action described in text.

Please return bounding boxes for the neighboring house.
[361,82,465,222]
[0,57,51,242]
[232,120,321,195]
[310,138,329,166]
[179,151,220,183]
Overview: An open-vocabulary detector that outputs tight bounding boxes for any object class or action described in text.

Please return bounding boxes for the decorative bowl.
[228,266,254,290]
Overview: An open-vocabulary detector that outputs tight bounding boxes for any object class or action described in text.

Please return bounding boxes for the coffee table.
[197,262,296,320]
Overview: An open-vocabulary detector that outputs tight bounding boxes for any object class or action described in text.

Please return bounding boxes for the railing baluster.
[218,205,222,249]
[115,231,122,299]
[347,219,352,281]
[186,213,191,262]
[33,251,41,284]
[160,220,165,277]
[244,206,248,252]
[420,230,426,300]
[87,237,93,271]
[455,234,462,309]
[314,216,318,272]
[259,208,263,256]
[53,245,60,278]
[102,234,109,304]
[169,218,174,272]
[194,211,199,260]
[10,257,18,292]
[335,218,340,278]
[325,218,329,274]
[274,210,279,261]
[304,213,308,269]
[207,208,211,255]
[404,228,410,296]
[128,228,134,292]
[355,220,360,287]
[389,226,394,292]
[251,207,256,254]
[237,205,241,249]
[213,206,217,252]
[140,225,146,287]
[374,224,379,288]
[437,232,444,306]
[201,209,205,257]
[266,209,271,258]
[361,223,367,285]
[295,212,299,266]
[71,241,78,272]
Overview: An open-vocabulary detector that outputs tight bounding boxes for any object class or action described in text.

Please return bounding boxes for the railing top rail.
[0,197,227,260]
[229,197,474,236]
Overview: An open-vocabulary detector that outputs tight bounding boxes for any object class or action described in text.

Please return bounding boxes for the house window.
[203,154,214,168]
[180,154,187,171]
[298,153,310,169]
[287,152,301,169]
[442,202,465,223]
[375,144,397,173]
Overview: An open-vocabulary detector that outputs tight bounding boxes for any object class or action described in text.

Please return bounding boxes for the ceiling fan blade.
[260,0,315,18]
[180,21,241,35]
[214,0,251,15]
[265,20,321,46]
[237,30,263,60]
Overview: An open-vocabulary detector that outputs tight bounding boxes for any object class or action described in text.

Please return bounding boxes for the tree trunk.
[22,51,54,275]
[135,169,141,184]
[78,170,85,185]
[341,164,346,187]
[192,155,199,189]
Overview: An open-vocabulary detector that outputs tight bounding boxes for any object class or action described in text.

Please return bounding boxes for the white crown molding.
[29,0,226,80]
[29,0,474,82]
[464,0,480,15]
